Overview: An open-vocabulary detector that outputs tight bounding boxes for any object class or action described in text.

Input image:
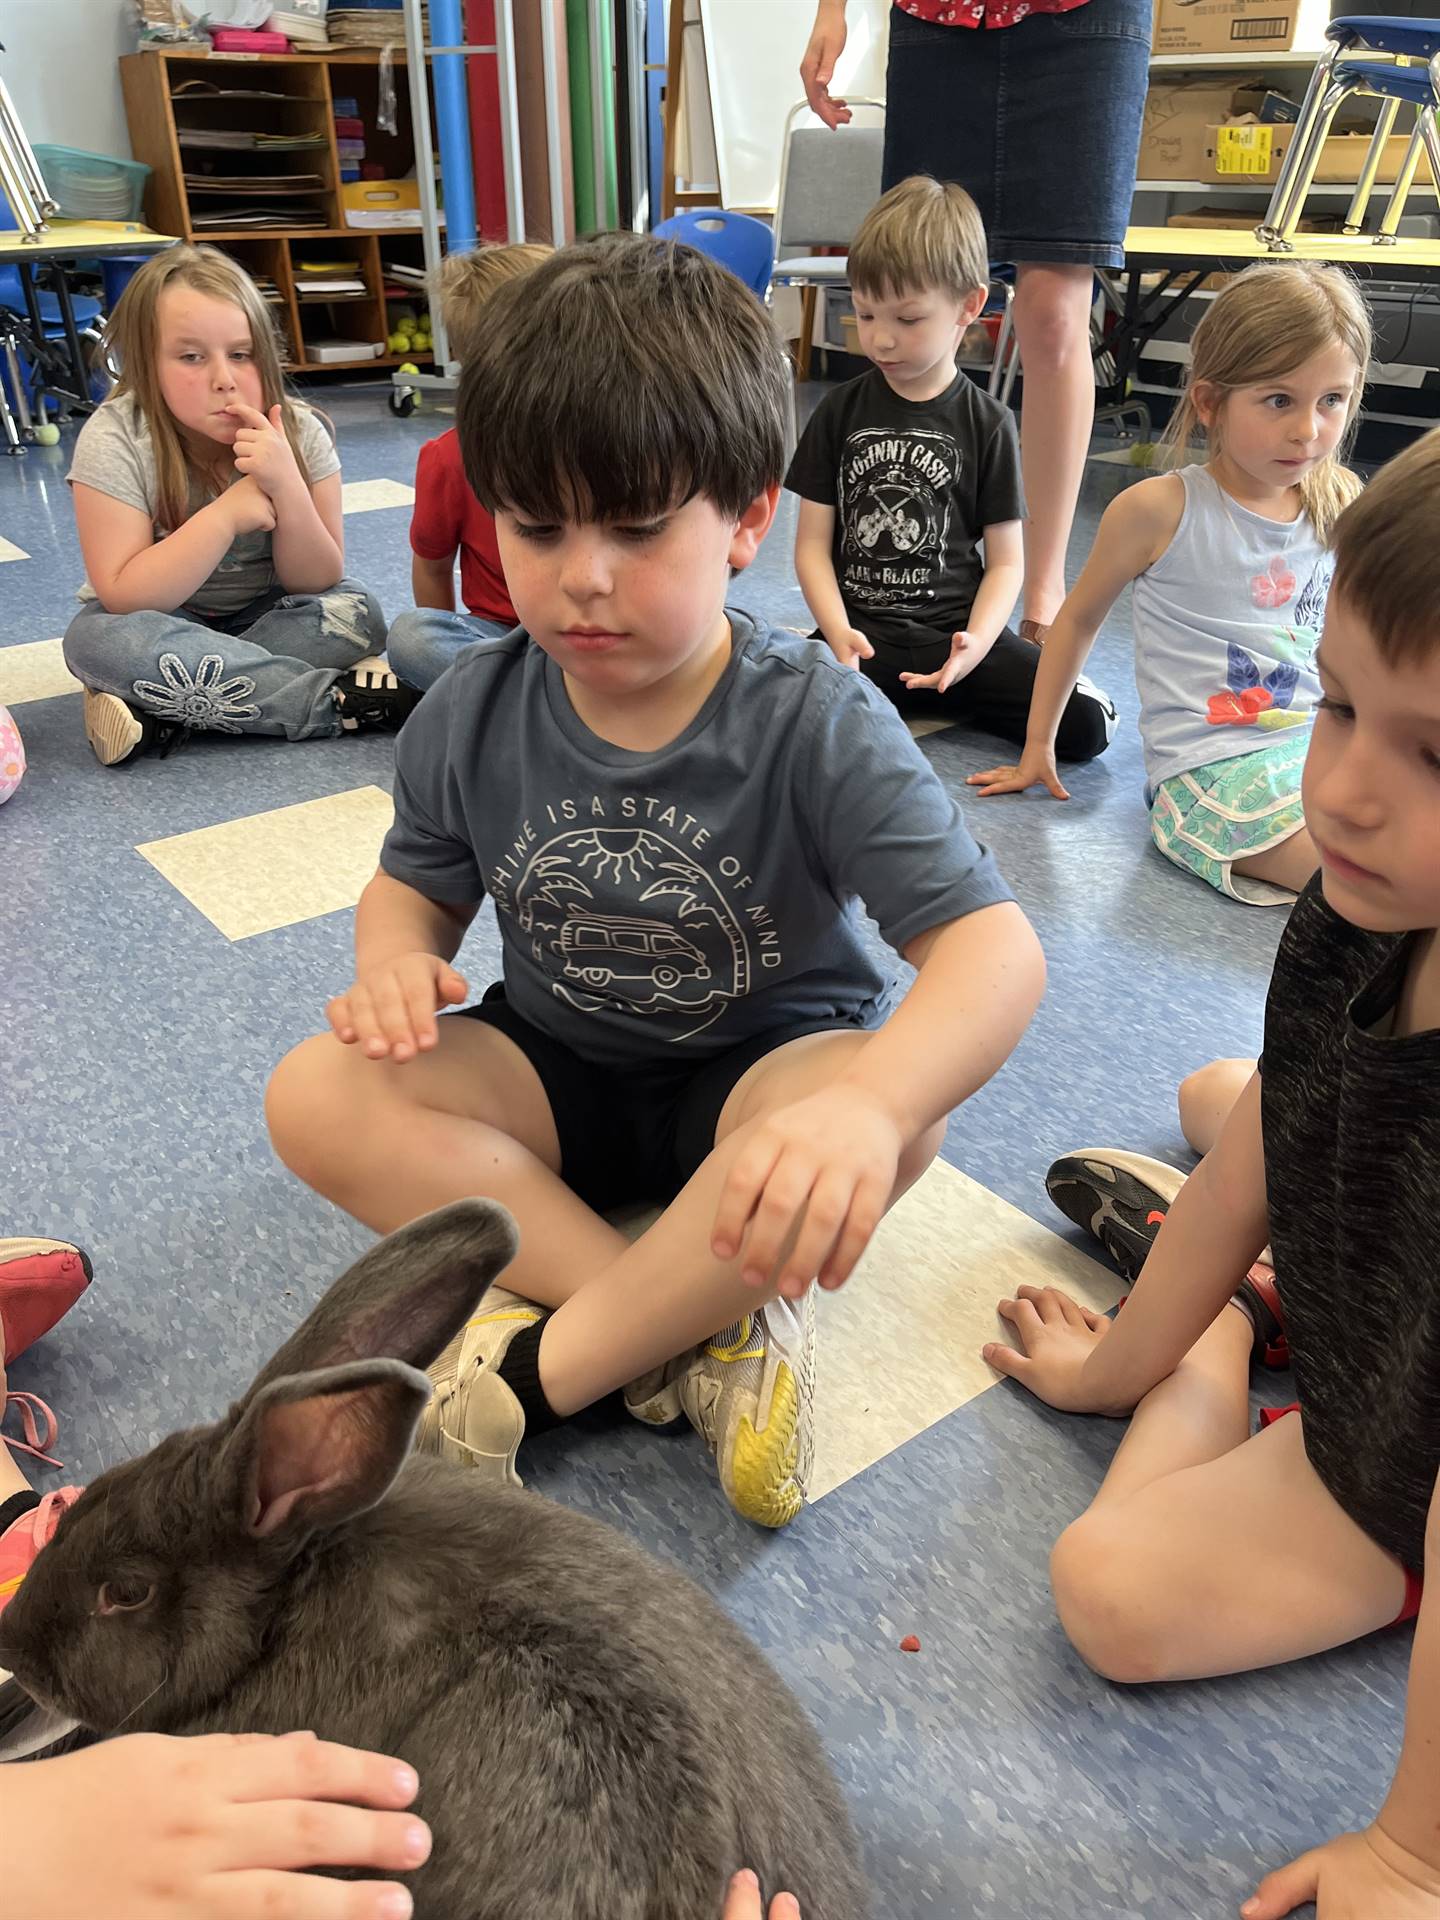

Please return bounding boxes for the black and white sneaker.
[1075,674,1119,747]
[333,660,423,735]
[82,688,185,767]
[1045,1149,1187,1284]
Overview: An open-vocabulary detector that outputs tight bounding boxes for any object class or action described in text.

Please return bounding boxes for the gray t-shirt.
[380,610,1013,1068]
[67,392,340,619]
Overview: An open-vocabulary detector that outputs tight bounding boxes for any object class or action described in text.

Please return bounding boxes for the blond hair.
[1160,261,1371,542]
[102,243,310,536]
[431,242,552,364]
[847,175,989,304]
[1331,425,1440,667]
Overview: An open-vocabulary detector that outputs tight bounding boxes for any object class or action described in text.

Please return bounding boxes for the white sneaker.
[414,1284,543,1485]
[678,1293,815,1529]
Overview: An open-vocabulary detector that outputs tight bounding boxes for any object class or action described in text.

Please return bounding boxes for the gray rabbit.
[0,1199,869,1919]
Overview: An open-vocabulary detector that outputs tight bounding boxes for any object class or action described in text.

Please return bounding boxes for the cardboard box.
[1152,0,1329,58]
[1202,121,1294,181]
[1310,130,1437,185]
[1201,123,1440,187]
[1141,77,1245,179]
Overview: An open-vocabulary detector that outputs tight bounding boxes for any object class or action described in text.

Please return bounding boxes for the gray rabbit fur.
[0,1199,869,1919]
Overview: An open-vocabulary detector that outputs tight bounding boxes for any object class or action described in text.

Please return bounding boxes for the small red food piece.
[899,1634,921,1654]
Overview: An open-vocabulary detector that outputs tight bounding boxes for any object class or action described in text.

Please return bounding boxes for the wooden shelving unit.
[120,47,436,378]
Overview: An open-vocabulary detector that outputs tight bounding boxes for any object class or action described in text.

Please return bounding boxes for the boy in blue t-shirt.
[267,233,1043,1528]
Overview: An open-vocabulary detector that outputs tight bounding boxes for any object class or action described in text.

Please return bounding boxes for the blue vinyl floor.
[0,382,1403,1917]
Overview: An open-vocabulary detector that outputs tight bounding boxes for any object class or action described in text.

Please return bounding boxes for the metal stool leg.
[1377,113,1430,241]
[1257,37,1345,246]
[1266,78,1356,248]
[1344,93,1403,232]
[987,279,1015,401]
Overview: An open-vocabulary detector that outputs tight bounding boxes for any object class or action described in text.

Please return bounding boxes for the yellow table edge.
[1124,223,1440,271]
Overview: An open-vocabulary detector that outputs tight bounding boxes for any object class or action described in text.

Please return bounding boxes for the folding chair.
[1257,16,1440,249]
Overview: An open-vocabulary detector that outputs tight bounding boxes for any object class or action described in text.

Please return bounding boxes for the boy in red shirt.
[387,245,550,690]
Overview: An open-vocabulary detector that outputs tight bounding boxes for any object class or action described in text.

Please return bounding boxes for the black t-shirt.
[785,367,1025,655]
[1261,879,1440,1571]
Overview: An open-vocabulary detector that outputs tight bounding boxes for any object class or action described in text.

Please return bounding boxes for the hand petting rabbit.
[0,1200,868,1920]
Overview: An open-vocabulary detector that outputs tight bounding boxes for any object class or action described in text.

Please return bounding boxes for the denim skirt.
[882,0,1152,268]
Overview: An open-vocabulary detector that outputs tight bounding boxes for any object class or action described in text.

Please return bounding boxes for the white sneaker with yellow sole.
[678,1293,815,1529]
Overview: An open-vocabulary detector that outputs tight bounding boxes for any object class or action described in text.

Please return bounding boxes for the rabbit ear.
[222,1359,431,1540]
[251,1198,520,1397]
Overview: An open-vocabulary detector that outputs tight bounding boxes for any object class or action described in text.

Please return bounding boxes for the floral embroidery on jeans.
[132,653,262,733]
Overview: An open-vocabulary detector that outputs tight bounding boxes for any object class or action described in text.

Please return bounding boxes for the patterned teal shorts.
[1150,729,1310,906]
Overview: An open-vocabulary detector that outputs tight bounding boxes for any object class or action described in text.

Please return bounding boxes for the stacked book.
[269,7,331,45]
[326,1,425,48]
[294,258,368,300]
[333,98,366,184]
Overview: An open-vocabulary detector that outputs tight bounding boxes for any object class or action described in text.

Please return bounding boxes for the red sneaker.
[0,1487,83,1617]
[0,1238,93,1365]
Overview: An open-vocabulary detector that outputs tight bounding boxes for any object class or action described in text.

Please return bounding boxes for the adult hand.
[327,952,469,1063]
[4,1729,429,1919]
[1243,1824,1440,1919]
[800,0,852,128]
[983,1284,1116,1413]
[828,626,874,670]
[229,402,305,501]
[223,472,278,539]
[723,1869,802,1919]
[966,745,1071,801]
[711,1085,903,1298]
[899,632,978,694]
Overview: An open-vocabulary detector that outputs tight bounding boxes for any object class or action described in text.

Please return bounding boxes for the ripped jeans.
[62,578,388,741]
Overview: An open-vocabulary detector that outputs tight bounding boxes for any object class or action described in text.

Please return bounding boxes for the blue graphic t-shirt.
[380,611,1013,1067]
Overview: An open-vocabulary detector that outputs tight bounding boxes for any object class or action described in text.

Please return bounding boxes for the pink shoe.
[0,1238,93,1365]
[0,1486,83,1616]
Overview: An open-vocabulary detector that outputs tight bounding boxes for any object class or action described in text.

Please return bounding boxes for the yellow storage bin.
[342,180,422,229]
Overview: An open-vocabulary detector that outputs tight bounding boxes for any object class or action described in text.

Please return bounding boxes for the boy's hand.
[224,473,278,538]
[899,631,976,694]
[982,1284,1116,1413]
[966,744,1070,801]
[328,953,469,1063]
[828,627,874,670]
[229,402,304,500]
[711,1086,903,1297]
[1244,1824,1440,1919]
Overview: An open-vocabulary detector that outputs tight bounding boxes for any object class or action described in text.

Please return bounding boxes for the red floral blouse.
[896,0,1090,27]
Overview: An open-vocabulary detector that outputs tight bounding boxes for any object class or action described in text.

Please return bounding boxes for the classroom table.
[1101,223,1440,403]
[0,220,176,439]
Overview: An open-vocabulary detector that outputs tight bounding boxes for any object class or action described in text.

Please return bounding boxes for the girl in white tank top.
[965,263,1373,907]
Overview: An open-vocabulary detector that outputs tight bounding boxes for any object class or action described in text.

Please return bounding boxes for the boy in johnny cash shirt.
[788,175,1114,761]
[267,233,1043,1529]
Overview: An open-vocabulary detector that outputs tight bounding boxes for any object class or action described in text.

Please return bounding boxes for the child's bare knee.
[897,1117,946,1191]
[1050,1515,1169,1686]
[1177,1057,1253,1154]
[265,1033,360,1175]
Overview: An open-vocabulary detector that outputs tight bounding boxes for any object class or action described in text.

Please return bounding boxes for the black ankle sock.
[496,1315,562,1434]
[0,1489,42,1535]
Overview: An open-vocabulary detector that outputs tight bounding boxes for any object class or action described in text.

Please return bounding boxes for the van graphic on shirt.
[508,825,767,1040]
[557,911,712,993]
[837,427,960,613]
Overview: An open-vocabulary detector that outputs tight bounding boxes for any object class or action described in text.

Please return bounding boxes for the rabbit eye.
[96,1579,155,1616]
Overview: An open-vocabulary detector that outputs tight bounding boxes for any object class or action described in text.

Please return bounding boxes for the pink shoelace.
[2,1391,62,1469]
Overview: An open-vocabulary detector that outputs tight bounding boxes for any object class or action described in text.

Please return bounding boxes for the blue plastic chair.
[1258,16,1440,246]
[652,209,776,299]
